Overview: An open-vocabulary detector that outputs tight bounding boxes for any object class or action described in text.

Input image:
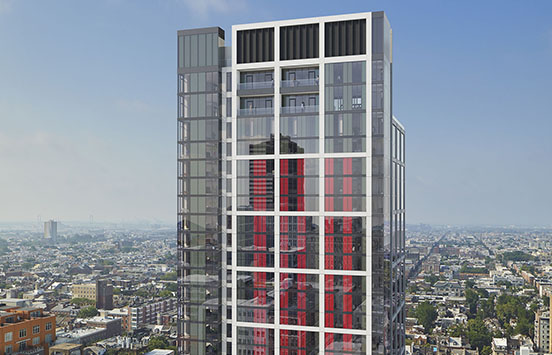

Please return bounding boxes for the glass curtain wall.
[178,29,223,355]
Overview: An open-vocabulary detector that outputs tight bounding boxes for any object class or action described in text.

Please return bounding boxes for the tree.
[147,336,176,352]
[515,317,532,337]
[414,302,438,333]
[165,283,178,292]
[478,296,495,319]
[78,306,98,318]
[481,345,492,355]
[495,294,534,334]
[159,290,173,298]
[133,288,153,298]
[449,323,466,337]
[476,288,489,298]
[424,274,439,286]
[71,298,95,306]
[466,318,492,351]
[161,272,177,281]
[501,251,533,262]
[465,289,479,317]
[465,279,475,289]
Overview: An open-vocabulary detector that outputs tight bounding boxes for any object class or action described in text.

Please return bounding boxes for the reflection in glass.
[280,159,319,211]
[280,273,319,326]
[237,272,275,324]
[237,216,275,267]
[324,275,366,330]
[280,216,319,269]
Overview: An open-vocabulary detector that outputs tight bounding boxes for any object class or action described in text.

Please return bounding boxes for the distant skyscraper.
[44,220,57,241]
[177,12,405,355]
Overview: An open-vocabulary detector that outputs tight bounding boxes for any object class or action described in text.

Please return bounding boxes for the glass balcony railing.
[281,78,319,88]
[238,107,274,116]
[238,81,274,91]
[281,105,319,114]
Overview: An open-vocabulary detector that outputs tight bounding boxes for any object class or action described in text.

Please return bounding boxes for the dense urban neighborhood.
[2,222,552,355]
[0,222,177,355]
[406,225,552,355]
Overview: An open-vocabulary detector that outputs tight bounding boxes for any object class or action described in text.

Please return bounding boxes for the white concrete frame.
[229,12,374,355]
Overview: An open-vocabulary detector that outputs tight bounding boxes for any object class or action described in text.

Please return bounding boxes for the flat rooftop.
[50,343,82,350]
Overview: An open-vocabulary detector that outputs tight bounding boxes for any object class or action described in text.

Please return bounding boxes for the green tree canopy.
[414,302,438,334]
[466,318,492,351]
[71,298,95,306]
[77,306,98,318]
[161,272,177,281]
[465,288,479,317]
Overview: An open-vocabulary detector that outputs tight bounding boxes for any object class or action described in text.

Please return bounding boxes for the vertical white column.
[365,13,373,355]
[231,25,238,355]
[274,24,281,355]
[221,68,228,355]
[318,17,326,355]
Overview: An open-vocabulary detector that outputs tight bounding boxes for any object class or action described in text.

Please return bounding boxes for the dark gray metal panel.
[178,65,220,74]
[280,24,319,60]
[237,27,274,64]
[178,26,224,39]
[324,19,366,57]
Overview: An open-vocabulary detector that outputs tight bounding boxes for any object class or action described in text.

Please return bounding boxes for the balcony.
[237,81,274,96]
[280,78,319,94]
[238,107,274,117]
[281,105,319,115]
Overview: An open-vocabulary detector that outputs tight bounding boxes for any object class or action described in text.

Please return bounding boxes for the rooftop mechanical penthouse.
[177,11,405,355]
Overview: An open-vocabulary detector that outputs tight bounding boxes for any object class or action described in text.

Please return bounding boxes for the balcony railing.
[238,107,274,116]
[281,105,319,114]
[281,78,319,88]
[238,81,274,91]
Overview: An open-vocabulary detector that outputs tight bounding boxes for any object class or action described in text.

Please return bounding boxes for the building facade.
[72,284,96,301]
[44,220,57,241]
[128,298,177,332]
[0,306,56,355]
[177,12,405,355]
[72,280,113,310]
[534,310,549,352]
[95,280,114,311]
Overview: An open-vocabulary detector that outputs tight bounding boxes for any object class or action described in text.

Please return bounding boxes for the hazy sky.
[0,0,551,225]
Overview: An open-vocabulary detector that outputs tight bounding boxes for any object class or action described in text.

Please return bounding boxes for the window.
[226,98,232,117]
[19,328,27,338]
[5,345,12,354]
[45,322,52,331]
[33,325,40,334]
[5,332,12,342]
[32,337,40,345]
[333,98,344,111]
[226,72,232,92]
[18,342,26,351]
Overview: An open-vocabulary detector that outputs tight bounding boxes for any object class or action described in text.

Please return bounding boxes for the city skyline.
[1,0,551,226]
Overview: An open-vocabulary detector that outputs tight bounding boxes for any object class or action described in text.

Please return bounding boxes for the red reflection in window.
[252,160,268,210]
[253,216,267,267]
[325,158,353,211]
[280,159,306,211]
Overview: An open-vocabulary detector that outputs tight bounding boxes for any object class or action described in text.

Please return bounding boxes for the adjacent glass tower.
[177,12,405,355]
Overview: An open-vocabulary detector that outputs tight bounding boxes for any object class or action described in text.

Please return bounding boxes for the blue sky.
[0,0,551,225]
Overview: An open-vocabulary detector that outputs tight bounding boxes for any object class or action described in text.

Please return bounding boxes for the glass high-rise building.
[177,12,405,355]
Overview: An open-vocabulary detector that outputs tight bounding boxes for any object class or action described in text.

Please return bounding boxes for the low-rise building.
[72,284,96,301]
[128,298,177,331]
[0,306,56,354]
